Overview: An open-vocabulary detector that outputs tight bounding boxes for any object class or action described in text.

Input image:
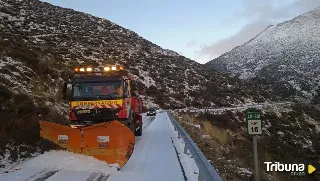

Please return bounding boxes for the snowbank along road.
[0,112,200,181]
[175,101,294,113]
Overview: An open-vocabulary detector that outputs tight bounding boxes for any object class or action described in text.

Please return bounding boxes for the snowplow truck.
[39,65,143,168]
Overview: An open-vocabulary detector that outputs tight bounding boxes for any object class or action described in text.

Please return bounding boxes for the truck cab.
[63,65,143,135]
[40,65,142,168]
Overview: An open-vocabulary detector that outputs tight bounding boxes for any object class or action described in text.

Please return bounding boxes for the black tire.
[129,110,135,132]
[135,123,142,136]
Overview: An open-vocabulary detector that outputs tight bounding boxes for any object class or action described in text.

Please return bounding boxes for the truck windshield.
[72,81,123,99]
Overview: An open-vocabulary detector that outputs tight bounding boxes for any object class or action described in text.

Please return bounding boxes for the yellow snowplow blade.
[39,120,135,168]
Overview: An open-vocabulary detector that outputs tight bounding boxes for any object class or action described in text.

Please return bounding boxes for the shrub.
[0,84,13,104]
[0,89,62,148]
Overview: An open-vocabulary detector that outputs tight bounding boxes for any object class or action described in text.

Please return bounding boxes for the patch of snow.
[0,144,40,174]
[0,152,13,173]
[136,68,156,88]
[0,12,25,22]
[184,122,201,129]
[193,124,201,128]
[97,26,104,31]
[202,135,212,139]
[237,167,252,176]
[14,151,118,174]
[303,113,320,133]
[138,95,158,109]
[288,80,301,91]
[170,116,199,181]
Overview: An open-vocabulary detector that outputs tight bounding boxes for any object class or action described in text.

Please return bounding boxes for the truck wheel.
[134,117,142,136]
[135,124,142,136]
[128,110,135,132]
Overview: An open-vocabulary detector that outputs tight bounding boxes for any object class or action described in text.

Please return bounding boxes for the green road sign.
[246,112,262,135]
[246,112,261,120]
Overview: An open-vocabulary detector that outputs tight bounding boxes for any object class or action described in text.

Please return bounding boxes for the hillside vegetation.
[172,103,320,181]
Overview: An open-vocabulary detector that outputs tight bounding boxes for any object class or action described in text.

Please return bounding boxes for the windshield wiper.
[72,95,118,100]
[96,95,118,100]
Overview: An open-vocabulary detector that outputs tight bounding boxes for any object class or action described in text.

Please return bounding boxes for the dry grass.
[202,121,231,145]
[181,114,198,124]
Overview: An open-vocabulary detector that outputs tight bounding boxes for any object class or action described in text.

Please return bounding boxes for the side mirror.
[63,83,72,100]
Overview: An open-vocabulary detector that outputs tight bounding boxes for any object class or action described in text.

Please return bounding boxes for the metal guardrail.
[166,111,222,181]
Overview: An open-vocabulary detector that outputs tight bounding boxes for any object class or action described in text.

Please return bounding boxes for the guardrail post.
[198,169,204,181]
[183,139,188,154]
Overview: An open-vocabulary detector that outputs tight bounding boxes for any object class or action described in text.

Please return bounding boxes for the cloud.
[186,40,197,47]
[240,0,320,21]
[197,0,320,60]
[288,0,320,13]
[197,21,271,57]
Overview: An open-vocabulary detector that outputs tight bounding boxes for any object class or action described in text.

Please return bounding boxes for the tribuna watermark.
[264,162,306,176]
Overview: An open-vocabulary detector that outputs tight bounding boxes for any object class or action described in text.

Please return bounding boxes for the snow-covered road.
[0,112,188,181]
[107,112,185,181]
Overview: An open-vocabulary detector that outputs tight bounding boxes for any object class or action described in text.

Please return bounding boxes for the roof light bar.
[74,65,125,73]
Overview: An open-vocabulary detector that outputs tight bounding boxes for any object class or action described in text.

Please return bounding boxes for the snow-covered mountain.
[206,7,320,104]
[0,0,274,110]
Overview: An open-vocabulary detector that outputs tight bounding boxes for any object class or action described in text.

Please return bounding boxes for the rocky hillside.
[206,7,320,104]
[0,0,277,111]
[172,103,320,181]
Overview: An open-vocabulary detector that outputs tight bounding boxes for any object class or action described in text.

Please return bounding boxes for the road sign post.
[246,111,262,181]
[253,136,259,181]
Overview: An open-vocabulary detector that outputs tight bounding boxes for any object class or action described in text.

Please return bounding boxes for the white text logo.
[264,162,305,176]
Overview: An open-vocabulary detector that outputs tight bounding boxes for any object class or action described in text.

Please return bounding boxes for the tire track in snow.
[34,170,59,181]
[24,169,47,181]
[119,116,155,171]
[171,138,188,181]
[85,172,99,181]
[24,169,59,181]
[142,117,155,129]
[142,117,151,126]
[95,173,110,181]
[85,172,110,181]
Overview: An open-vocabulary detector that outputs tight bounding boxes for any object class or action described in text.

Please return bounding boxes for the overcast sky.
[42,0,320,64]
